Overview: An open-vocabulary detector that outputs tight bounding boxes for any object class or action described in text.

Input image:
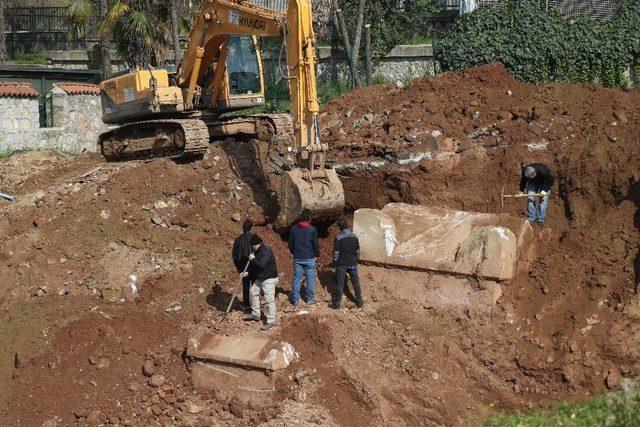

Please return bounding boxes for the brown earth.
[0,63,639,426]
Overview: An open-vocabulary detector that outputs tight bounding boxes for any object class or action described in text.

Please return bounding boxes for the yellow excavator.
[98,0,344,227]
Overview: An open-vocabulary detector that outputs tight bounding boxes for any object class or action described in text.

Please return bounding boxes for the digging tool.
[219,259,251,323]
[501,185,543,207]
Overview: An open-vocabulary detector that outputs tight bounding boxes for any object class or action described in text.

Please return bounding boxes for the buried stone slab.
[187,332,296,406]
[353,203,533,281]
[187,332,296,370]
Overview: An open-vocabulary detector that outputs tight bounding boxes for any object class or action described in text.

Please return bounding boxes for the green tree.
[67,0,173,72]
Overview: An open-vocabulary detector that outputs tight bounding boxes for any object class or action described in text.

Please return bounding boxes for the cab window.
[227,36,261,95]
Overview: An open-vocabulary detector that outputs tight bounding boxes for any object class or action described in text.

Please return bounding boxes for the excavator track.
[98,114,292,162]
[99,118,210,161]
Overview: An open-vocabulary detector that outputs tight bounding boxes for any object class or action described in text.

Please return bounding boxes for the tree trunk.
[329,13,339,86]
[171,0,181,65]
[99,0,111,79]
[364,23,371,85]
[350,0,366,87]
[331,0,353,84]
[0,1,7,63]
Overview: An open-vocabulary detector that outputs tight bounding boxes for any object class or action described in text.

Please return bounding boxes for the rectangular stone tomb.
[187,332,296,370]
[353,203,534,281]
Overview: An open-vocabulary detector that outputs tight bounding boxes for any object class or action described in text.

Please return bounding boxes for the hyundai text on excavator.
[98,0,344,228]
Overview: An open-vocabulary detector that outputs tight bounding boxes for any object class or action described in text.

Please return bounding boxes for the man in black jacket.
[288,209,319,306]
[232,219,254,313]
[245,235,279,330]
[331,218,363,309]
[517,163,554,226]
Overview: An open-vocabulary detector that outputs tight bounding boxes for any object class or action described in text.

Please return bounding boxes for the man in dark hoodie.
[516,163,554,226]
[331,218,363,309]
[288,209,319,306]
[245,235,279,330]
[231,219,254,313]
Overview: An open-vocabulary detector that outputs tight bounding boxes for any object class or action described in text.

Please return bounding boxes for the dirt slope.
[0,63,639,426]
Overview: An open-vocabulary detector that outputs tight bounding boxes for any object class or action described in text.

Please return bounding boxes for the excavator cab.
[214,35,266,111]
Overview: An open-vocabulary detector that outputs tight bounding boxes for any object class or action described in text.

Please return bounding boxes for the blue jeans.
[527,181,550,224]
[291,258,316,303]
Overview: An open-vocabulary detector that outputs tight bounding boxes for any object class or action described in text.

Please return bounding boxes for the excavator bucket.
[276,167,345,229]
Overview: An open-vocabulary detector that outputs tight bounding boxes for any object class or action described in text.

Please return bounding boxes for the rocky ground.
[0,63,639,426]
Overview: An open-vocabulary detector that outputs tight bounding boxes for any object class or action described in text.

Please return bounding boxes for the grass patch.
[486,380,640,427]
[13,52,47,65]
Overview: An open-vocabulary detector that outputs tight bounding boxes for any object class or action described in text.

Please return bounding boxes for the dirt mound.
[1,62,640,426]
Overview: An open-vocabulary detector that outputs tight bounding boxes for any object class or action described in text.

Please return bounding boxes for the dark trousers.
[334,266,362,306]
[242,276,251,309]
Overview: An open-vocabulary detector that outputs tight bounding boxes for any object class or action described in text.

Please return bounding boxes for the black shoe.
[260,322,276,330]
[329,303,340,310]
[356,301,364,308]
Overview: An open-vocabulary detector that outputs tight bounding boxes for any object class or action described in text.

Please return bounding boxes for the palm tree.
[66,0,112,78]
[67,0,173,74]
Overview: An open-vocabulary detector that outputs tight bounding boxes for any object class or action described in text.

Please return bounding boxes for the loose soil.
[0,63,639,426]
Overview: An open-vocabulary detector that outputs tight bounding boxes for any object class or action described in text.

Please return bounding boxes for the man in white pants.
[244,235,279,330]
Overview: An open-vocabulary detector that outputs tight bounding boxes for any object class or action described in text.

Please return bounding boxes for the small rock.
[86,409,101,425]
[148,374,166,387]
[37,286,48,297]
[363,113,375,123]
[498,110,513,121]
[41,419,57,427]
[231,213,242,222]
[153,200,168,210]
[142,360,156,377]
[606,369,621,390]
[74,409,90,419]
[108,414,120,425]
[128,382,141,392]
[431,372,440,381]
[395,80,404,89]
[15,351,30,368]
[151,216,164,225]
[213,172,220,181]
[614,110,628,124]
[229,399,247,418]
[151,405,163,416]
[404,134,416,143]
[100,210,111,219]
[89,380,98,386]
[185,402,203,414]
[89,356,97,365]
[96,357,110,369]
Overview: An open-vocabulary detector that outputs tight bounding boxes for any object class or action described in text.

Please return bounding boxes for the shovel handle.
[219,259,252,323]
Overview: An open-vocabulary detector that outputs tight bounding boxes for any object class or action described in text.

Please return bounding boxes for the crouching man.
[331,218,363,309]
[244,235,279,330]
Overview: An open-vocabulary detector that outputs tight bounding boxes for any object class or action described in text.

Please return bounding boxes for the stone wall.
[0,96,42,152]
[0,84,111,154]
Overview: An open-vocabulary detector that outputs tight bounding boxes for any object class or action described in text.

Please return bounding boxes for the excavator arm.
[176,0,342,226]
[178,0,325,171]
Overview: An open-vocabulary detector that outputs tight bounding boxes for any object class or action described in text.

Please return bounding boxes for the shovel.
[501,185,543,207]
[218,259,251,323]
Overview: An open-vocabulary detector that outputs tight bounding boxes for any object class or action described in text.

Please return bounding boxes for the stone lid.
[55,82,101,96]
[0,81,40,98]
